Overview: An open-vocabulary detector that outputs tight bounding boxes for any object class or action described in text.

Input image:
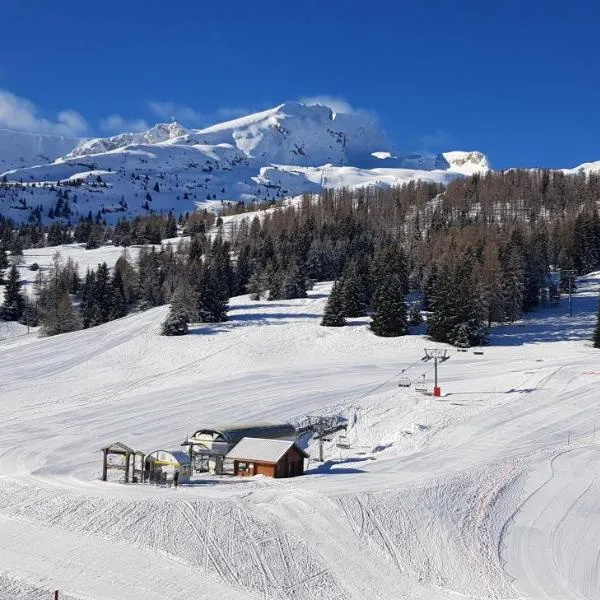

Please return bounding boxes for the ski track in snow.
[0,265,599,599]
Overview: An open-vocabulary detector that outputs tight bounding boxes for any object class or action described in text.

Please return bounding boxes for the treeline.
[0,234,233,336]
[0,210,215,253]
[2,169,600,345]
[226,171,600,344]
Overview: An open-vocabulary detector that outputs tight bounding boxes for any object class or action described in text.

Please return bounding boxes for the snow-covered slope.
[0,103,492,222]
[563,159,600,176]
[0,257,599,600]
[0,128,81,172]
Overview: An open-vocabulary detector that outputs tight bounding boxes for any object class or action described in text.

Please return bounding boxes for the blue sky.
[1,0,598,169]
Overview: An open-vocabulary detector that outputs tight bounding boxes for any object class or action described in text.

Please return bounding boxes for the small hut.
[144,449,191,485]
[100,442,144,483]
[226,437,308,478]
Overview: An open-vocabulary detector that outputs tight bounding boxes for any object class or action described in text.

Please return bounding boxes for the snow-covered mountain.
[0,128,82,172]
[0,102,490,223]
[442,151,491,175]
[66,122,189,159]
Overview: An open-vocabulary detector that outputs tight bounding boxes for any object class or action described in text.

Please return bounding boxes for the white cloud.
[298,95,356,114]
[147,100,205,126]
[0,89,88,136]
[100,114,149,133]
[421,129,453,149]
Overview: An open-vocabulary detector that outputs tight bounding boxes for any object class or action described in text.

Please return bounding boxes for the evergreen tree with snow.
[280,263,307,300]
[370,274,408,337]
[340,266,366,317]
[246,270,264,301]
[161,285,195,336]
[408,304,423,326]
[321,281,346,327]
[0,248,8,284]
[1,264,25,321]
[453,322,471,348]
[38,254,82,336]
[594,298,600,349]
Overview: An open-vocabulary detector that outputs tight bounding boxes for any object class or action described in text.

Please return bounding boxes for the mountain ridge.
[0,101,557,224]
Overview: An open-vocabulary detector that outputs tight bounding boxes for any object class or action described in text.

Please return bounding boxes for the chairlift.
[398,376,411,388]
[336,434,351,449]
[414,376,427,393]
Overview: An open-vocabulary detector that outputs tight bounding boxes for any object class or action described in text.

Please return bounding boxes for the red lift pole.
[423,348,449,397]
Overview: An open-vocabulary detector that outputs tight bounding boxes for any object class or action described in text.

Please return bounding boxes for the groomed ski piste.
[1,246,599,599]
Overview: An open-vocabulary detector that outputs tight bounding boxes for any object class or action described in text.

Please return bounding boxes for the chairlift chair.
[336,434,351,449]
[398,376,411,388]
[414,376,427,393]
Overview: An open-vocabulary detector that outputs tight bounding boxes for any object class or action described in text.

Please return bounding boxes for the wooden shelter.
[226,437,308,478]
[100,442,144,483]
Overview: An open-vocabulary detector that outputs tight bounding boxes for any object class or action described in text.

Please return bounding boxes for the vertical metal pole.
[569,275,573,318]
[55,591,59,600]
[434,357,438,389]
[319,438,323,462]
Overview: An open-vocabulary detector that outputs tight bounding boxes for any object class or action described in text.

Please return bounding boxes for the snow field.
[0,268,599,599]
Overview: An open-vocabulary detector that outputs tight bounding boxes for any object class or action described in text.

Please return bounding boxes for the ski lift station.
[182,422,297,475]
[145,449,191,484]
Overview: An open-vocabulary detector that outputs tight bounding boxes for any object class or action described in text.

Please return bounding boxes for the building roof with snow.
[188,423,297,446]
[226,437,309,464]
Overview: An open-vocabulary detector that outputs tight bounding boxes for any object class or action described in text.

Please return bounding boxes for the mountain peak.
[66,121,191,159]
[442,151,491,175]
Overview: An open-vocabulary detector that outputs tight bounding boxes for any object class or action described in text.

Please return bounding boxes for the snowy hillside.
[0,128,81,172]
[0,103,488,223]
[0,247,599,599]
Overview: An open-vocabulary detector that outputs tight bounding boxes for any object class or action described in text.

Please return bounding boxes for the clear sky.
[1,0,598,169]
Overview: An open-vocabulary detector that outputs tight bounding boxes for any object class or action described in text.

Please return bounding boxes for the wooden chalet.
[226,437,308,478]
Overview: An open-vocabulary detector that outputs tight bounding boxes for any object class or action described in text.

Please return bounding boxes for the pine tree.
[594,298,600,349]
[38,255,82,336]
[161,286,193,336]
[80,270,97,328]
[246,270,264,301]
[370,274,408,337]
[197,260,229,323]
[165,212,177,238]
[321,281,346,327]
[1,264,25,321]
[280,263,307,299]
[109,269,128,320]
[453,322,471,348]
[340,267,366,317]
[408,304,423,326]
[0,248,8,284]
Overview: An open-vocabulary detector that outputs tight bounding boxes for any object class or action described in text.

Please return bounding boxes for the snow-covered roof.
[100,441,137,454]
[226,437,308,463]
[190,423,296,445]
[146,449,190,466]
